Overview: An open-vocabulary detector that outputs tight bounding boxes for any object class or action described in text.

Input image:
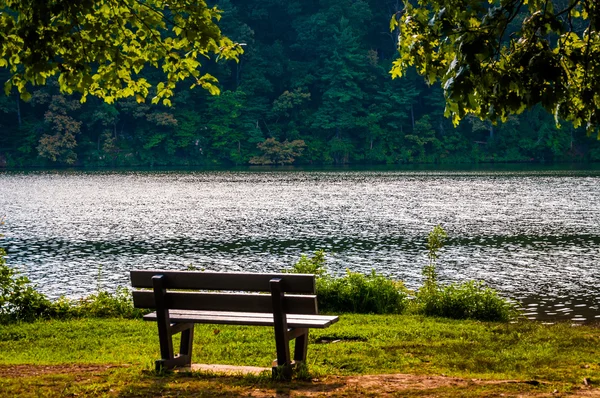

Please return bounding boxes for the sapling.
[422,224,447,294]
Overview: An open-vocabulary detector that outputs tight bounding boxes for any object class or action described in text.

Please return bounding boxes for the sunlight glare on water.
[1,168,599,321]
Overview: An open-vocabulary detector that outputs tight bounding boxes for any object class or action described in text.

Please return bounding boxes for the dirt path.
[1,364,599,397]
[0,364,118,378]
[302,374,600,397]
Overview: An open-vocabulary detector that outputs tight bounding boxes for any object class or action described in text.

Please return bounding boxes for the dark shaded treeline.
[1,0,599,168]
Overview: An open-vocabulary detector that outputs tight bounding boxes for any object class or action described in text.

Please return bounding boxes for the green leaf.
[0,0,243,103]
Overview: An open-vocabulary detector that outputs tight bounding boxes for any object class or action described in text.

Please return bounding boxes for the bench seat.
[143,310,339,328]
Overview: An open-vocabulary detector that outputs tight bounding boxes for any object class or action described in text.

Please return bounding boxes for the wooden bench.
[130,270,339,379]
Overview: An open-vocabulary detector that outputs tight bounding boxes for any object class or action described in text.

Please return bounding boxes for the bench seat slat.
[163,310,337,321]
[133,291,318,314]
[143,310,339,329]
[131,270,316,293]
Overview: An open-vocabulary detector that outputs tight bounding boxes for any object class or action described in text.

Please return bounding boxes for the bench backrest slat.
[132,291,318,314]
[130,270,315,293]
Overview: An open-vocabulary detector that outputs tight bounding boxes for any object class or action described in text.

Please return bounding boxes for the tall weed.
[416,225,518,322]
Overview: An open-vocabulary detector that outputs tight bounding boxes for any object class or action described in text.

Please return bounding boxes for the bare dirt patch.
[246,374,600,397]
[2,364,600,397]
[0,364,119,378]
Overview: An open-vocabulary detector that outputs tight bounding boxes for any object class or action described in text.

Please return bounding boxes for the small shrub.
[317,270,408,314]
[38,285,145,320]
[0,222,53,323]
[1,277,53,323]
[1,245,142,322]
[286,250,327,277]
[287,252,408,314]
[1,219,144,323]
[47,296,77,319]
[418,281,518,322]
[68,287,144,319]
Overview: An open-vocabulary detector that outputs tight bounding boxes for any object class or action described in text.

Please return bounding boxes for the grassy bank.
[1,315,599,396]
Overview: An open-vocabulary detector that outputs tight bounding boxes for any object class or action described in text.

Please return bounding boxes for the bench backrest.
[130,270,319,315]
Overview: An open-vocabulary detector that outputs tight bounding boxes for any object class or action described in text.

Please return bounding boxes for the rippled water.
[1,167,600,322]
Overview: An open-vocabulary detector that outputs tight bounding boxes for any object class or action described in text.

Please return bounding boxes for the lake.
[1,166,599,322]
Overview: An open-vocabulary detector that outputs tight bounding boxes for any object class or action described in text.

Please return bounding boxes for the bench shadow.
[116,372,345,397]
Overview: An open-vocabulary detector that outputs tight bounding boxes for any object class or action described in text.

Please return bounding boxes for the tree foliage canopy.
[391,0,600,135]
[0,0,242,105]
[2,0,600,169]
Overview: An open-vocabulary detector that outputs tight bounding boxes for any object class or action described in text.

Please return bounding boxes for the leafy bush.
[418,281,518,322]
[0,258,142,323]
[1,250,141,323]
[0,220,53,323]
[317,270,409,314]
[73,288,144,318]
[287,251,408,314]
[0,258,53,323]
[1,220,141,323]
[53,287,144,319]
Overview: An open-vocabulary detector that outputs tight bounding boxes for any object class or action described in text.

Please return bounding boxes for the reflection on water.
[1,168,600,321]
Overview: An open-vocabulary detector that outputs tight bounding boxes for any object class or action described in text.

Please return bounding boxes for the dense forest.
[1,0,599,168]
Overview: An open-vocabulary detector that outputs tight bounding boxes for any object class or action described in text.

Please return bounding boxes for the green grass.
[1,315,599,381]
[0,315,599,396]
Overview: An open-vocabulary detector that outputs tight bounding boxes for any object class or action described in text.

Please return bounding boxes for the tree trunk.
[570,126,573,151]
[236,59,243,89]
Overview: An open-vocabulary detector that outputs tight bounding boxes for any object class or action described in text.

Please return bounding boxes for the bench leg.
[271,327,309,380]
[156,355,192,371]
[153,274,175,371]
[271,278,293,380]
[155,323,194,372]
[293,328,309,364]
[156,321,174,366]
[272,325,291,376]
[179,324,194,365]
